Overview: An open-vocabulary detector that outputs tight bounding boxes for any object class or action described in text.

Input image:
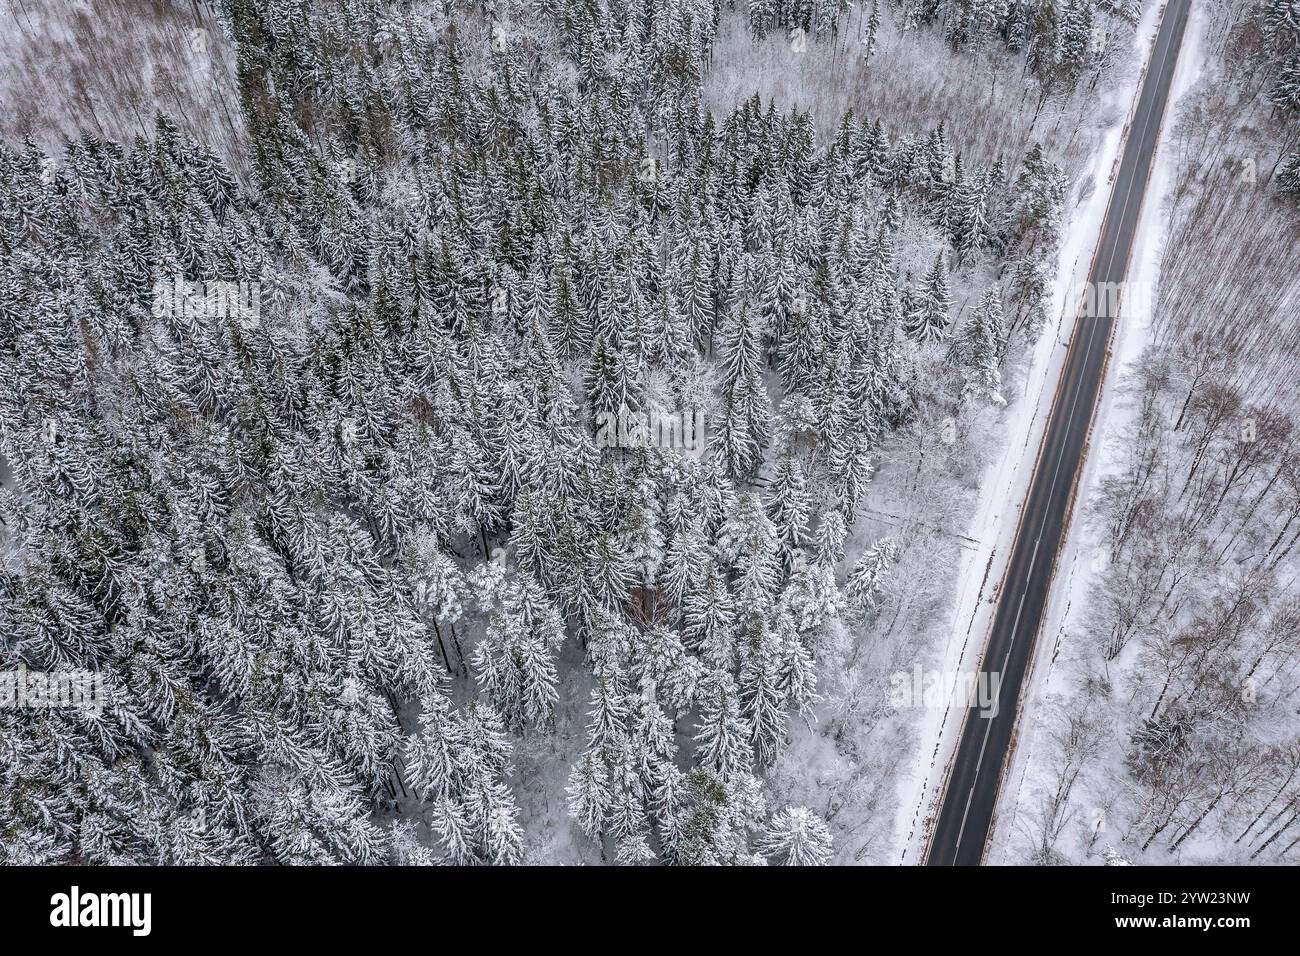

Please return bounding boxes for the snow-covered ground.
[0,0,243,169]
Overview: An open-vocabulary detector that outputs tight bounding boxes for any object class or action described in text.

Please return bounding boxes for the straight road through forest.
[925,0,1195,866]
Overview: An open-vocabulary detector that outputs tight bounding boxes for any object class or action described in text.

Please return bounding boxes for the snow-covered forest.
[1003,0,1300,866]
[2,0,1140,864]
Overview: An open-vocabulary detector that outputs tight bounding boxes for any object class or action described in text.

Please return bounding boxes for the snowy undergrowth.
[0,0,245,169]
[705,5,1107,173]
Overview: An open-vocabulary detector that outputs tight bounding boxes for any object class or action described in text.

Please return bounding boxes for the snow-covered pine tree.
[952,285,1006,403]
[761,806,834,864]
[905,252,952,342]
[845,536,901,614]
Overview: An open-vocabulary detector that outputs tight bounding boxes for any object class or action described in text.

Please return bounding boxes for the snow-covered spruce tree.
[904,253,952,343]
[471,576,565,733]
[952,285,1007,404]
[762,806,835,865]
[846,537,902,615]
[1277,152,1300,205]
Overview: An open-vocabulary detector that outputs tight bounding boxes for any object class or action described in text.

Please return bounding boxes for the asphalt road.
[926,0,1193,866]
